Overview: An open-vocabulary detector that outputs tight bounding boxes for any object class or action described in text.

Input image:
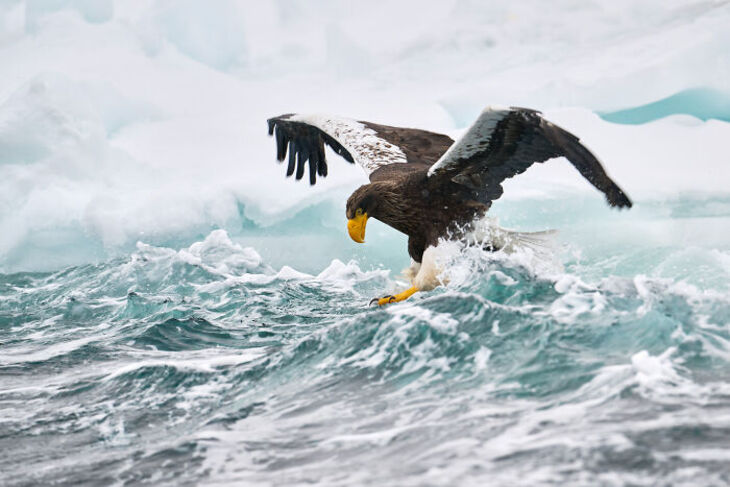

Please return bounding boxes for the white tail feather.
[466,216,558,256]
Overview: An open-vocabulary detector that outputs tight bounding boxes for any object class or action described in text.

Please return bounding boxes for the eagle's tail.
[467,216,558,256]
[507,228,557,247]
[497,228,558,257]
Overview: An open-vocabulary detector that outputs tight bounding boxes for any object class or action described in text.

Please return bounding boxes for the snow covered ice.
[0,0,728,272]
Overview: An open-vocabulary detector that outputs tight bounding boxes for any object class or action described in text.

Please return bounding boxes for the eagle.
[267,107,632,305]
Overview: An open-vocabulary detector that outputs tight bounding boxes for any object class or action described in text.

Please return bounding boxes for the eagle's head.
[345,184,380,243]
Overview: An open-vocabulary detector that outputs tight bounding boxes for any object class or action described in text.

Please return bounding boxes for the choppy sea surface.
[2,195,730,486]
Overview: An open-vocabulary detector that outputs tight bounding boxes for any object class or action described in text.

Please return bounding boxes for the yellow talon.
[376,295,397,306]
[370,286,419,306]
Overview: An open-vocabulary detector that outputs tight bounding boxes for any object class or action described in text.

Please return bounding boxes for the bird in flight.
[267,107,631,305]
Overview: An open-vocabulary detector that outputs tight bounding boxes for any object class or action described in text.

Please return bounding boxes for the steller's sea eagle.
[267,107,632,305]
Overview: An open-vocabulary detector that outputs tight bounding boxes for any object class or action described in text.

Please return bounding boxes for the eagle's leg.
[371,286,419,306]
[370,245,447,306]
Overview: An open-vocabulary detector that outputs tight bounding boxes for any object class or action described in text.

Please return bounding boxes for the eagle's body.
[267,107,632,305]
[351,175,488,262]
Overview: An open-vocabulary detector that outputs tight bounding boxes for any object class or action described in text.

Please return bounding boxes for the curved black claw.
[369,295,396,306]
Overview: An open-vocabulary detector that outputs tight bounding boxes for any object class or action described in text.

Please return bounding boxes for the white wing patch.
[427,106,511,177]
[290,114,407,174]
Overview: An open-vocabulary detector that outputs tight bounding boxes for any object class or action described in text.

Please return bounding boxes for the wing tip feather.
[606,185,633,209]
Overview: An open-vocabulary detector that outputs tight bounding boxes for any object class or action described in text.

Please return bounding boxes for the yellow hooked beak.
[347,211,368,243]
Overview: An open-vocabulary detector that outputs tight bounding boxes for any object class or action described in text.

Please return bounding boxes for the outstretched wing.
[267,114,453,185]
[427,107,632,208]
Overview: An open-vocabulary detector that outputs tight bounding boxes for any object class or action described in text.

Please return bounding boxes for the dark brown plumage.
[267,108,632,264]
[345,176,486,262]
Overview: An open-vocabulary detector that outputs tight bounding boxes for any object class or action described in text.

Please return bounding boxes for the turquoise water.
[599,88,730,125]
[2,196,730,486]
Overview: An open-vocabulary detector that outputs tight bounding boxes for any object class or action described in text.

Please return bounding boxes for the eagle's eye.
[356,208,364,217]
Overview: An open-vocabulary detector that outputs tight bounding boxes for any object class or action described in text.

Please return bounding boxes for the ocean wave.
[2,227,730,485]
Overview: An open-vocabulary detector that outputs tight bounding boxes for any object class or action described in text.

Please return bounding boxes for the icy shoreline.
[1,0,729,273]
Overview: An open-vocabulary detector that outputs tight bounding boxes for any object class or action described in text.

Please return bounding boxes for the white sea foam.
[0,335,97,365]
[103,349,266,380]
[316,259,389,291]
[178,229,264,275]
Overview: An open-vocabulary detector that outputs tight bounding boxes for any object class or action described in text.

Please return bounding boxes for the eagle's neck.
[369,182,422,236]
[371,181,452,240]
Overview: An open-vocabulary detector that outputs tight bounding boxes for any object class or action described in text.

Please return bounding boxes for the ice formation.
[0,0,728,272]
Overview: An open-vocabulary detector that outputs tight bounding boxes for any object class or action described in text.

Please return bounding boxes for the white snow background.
[1,0,729,272]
